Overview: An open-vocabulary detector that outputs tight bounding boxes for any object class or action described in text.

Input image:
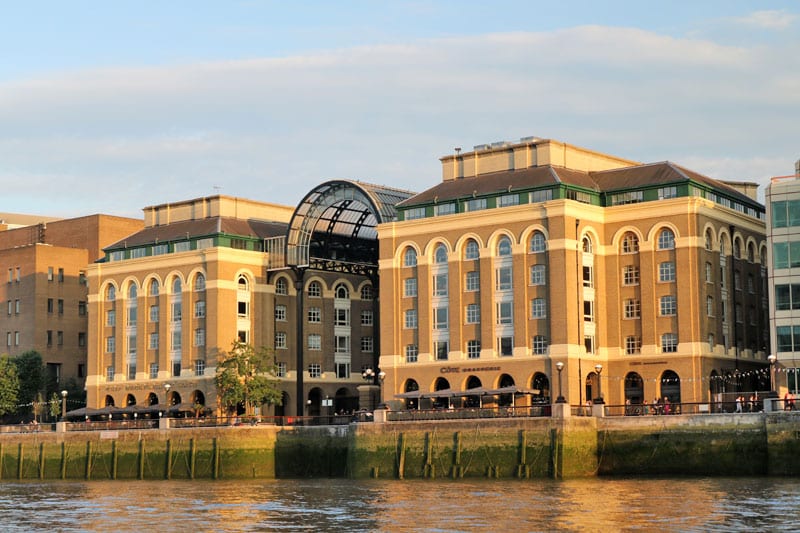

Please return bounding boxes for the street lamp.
[594,364,604,404]
[362,368,375,381]
[60,389,68,421]
[555,362,566,403]
[768,354,777,392]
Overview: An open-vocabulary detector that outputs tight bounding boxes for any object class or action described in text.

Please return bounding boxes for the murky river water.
[1,477,799,532]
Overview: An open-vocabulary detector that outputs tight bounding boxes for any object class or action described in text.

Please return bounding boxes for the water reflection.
[1,477,799,532]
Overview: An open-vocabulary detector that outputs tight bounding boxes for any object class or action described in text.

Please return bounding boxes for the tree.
[215,341,282,416]
[13,351,45,419]
[0,356,20,417]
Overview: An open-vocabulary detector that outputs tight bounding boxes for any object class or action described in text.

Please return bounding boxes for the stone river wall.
[1,413,799,480]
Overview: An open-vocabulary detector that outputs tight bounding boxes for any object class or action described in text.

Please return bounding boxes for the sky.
[1,1,798,219]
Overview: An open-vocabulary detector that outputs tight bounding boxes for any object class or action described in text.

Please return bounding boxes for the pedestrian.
[735,395,743,413]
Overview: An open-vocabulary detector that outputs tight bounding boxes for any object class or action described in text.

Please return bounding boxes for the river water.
[1,477,799,532]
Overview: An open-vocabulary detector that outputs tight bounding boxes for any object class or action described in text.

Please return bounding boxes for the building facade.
[86,188,409,417]
[766,160,800,396]
[0,214,143,393]
[378,137,770,411]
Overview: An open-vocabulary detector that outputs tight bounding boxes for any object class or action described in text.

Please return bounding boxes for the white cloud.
[730,10,797,30]
[0,24,798,218]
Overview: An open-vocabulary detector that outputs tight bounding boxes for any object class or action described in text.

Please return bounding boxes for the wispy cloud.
[0,24,797,217]
[729,10,797,30]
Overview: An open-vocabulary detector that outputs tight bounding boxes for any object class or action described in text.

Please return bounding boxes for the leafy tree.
[215,341,282,416]
[48,392,62,421]
[0,356,20,416]
[13,351,46,418]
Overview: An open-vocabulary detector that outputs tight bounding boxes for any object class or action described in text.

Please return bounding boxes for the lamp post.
[60,390,68,421]
[555,362,566,403]
[361,368,375,381]
[594,364,604,404]
[164,383,171,414]
[768,354,777,392]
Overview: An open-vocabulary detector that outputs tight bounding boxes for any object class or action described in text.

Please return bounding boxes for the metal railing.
[386,405,551,422]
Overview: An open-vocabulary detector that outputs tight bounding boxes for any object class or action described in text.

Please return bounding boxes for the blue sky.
[1,1,798,217]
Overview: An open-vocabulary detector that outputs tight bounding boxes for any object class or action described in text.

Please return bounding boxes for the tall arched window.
[621,232,639,254]
[172,277,182,294]
[403,247,417,267]
[275,277,288,295]
[149,279,159,296]
[582,236,593,253]
[434,244,448,264]
[307,281,321,297]
[360,284,373,300]
[529,231,546,253]
[107,285,116,301]
[464,239,479,260]
[705,230,713,251]
[194,273,206,291]
[497,236,512,257]
[335,283,349,299]
[128,283,137,299]
[658,229,675,250]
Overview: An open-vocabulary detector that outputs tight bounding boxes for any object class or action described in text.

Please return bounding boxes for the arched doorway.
[531,373,550,402]
[624,373,644,413]
[307,387,323,417]
[433,377,450,409]
[660,370,681,409]
[464,375,482,408]
[498,374,515,407]
[585,372,598,404]
[403,379,419,410]
[335,387,357,414]
[104,395,115,407]
[146,392,158,406]
[274,392,289,418]
[125,394,136,407]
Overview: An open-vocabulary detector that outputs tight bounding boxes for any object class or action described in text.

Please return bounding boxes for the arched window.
[529,231,546,253]
[497,236,512,257]
[582,236,593,253]
[308,281,321,298]
[733,239,741,259]
[128,283,137,299]
[464,239,479,260]
[403,247,417,267]
[107,285,116,301]
[719,237,727,256]
[360,284,373,300]
[275,278,288,295]
[172,277,182,294]
[621,233,639,254]
[434,244,448,264]
[747,243,755,263]
[149,279,159,296]
[335,283,349,299]
[195,273,206,291]
[705,230,713,251]
[657,229,675,250]
[237,275,248,291]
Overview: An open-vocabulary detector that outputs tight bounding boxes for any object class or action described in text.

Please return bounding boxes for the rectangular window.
[336,362,351,379]
[530,189,553,203]
[465,271,480,292]
[405,344,418,363]
[662,333,678,353]
[334,308,350,326]
[174,241,190,252]
[127,363,136,381]
[658,186,678,200]
[465,304,480,324]
[308,364,322,378]
[153,244,169,255]
[530,298,546,319]
[47,330,53,346]
[149,333,159,349]
[172,360,181,377]
[433,273,448,296]
[610,190,643,205]
[624,299,641,319]
[496,266,512,291]
[361,336,373,353]
[626,336,642,355]
[434,202,456,216]
[275,332,287,349]
[404,278,418,297]
[78,332,86,347]
[532,335,548,354]
[78,301,87,316]
[433,307,448,329]
[194,301,206,318]
[172,302,182,322]
[194,359,205,375]
[623,265,640,286]
[497,302,513,324]
[107,366,115,381]
[106,336,115,353]
[14,331,19,346]
[530,265,546,285]
[14,300,19,314]
[48,267,54,281]
[131,248,147,258]
[584,300,594,322]
[584,335,595,354]
[172,330,182,350]
[194,328,205,347]
[277,362,287,378]
[150,305,159,323]
[6,300,10,315]
[498,336,513,356]
[47,298,54,313]
[196,237,214,249]
[497,194,519,207]
[659,262,676,282]
[308,307,321,323]
[127,306,137,326]
[465,198,487,212]
[5,332,10,347]
[335,335,351,353]
[660,295,677,316]
[707,296,714,316]
[361,310,373,326]
[275,304,287,321]
[583,266,594,287]
[467,340,481,359]
[57,299,64,314]
[308,334,321,350]
[434,341,449,360]
[404,309,418,329]
[57,331,63,345]
[403,207,426,220]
